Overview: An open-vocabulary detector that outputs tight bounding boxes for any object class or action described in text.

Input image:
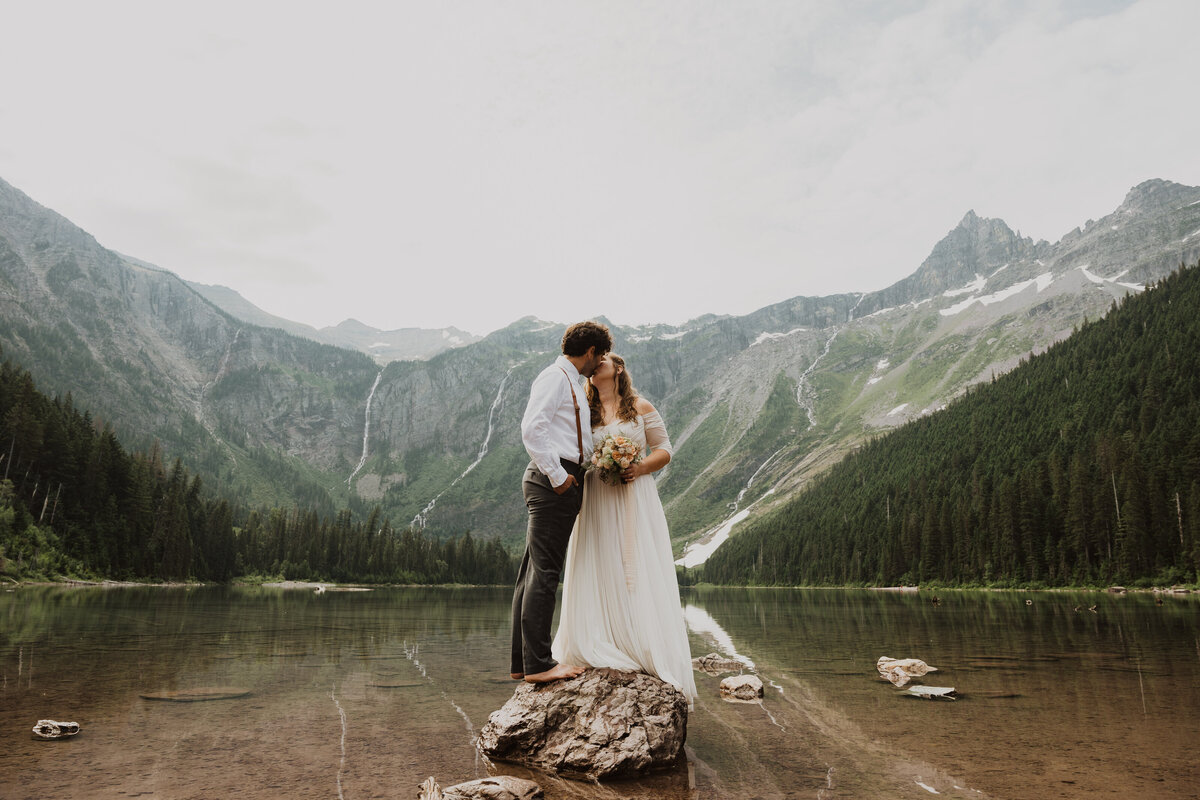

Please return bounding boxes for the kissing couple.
[509,320,696,704]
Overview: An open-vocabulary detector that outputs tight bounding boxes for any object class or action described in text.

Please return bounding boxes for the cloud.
[1,0,1196,335]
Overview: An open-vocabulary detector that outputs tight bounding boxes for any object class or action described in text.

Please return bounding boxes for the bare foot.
[510,672,524,680]
[523,663,585,684]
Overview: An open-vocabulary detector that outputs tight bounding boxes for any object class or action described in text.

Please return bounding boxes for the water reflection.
[682,587,1200,799]
[1,586,1197,799]
[682,604,756,671]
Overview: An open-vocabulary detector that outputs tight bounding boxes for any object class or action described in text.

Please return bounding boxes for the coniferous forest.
[701,263,1200,588]
[0,358,516,584]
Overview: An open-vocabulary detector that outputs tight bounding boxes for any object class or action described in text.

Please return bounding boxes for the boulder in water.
[477,668,687,780]
[719,674,764,700]
[876,657,938,687]
[32,719,80,739]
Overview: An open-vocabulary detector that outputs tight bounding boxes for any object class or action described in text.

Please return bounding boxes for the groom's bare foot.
[523,663,585,684]
[510,672,524,680]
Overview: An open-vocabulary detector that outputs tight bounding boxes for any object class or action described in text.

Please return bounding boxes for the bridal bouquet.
[589,433,643,486]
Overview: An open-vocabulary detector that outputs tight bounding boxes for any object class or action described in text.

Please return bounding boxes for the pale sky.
[2,0,1197,335]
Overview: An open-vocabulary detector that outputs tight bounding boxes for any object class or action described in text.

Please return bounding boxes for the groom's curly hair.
[561,320,612,357]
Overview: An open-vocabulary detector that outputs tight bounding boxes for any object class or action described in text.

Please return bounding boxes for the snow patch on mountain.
[867,358,891,386]
[676,509,750,568]
[888,403,909,416]
[940,273,1054,317]
[1079,265,1145,292]
[944,274,986,297]
[751,328,806,347]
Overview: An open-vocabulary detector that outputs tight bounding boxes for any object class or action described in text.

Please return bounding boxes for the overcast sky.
[2,0,1197,335]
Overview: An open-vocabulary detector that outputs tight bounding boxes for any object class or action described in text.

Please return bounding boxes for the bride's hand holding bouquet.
[590,433,643,485]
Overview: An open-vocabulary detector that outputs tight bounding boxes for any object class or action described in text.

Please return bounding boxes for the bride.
[552,354,697,703]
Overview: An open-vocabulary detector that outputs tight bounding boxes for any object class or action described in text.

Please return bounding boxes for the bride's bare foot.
[510,672,524,680]
[523,663,585,683]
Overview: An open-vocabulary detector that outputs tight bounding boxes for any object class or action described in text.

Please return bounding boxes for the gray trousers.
[510,459,584,675]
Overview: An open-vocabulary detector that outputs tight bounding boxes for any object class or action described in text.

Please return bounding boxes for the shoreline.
[5,575,1196,594]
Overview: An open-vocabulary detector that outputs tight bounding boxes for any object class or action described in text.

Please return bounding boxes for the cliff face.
[3,175,1199,552]
[0,176,379,507]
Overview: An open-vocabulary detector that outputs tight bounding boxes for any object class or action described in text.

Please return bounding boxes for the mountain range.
[183,278,479,363]
[2,174,1198,559]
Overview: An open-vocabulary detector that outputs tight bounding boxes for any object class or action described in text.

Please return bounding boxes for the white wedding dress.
[552,411,697,703]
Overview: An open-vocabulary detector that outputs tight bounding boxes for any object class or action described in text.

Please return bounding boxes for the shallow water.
[1,585,1197,799]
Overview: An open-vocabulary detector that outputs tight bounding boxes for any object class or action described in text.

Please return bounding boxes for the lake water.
[1,585,1197,800]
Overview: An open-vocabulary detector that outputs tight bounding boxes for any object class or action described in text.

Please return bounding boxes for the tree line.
[0,357,516,584]
[701,262,1200,587]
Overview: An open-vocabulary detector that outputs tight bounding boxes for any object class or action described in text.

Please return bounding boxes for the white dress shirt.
[521,355,591,487]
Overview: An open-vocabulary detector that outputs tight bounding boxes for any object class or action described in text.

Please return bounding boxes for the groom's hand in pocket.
[553,475,577,495]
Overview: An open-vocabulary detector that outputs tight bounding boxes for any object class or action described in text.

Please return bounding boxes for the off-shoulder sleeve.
[642,410,674,458]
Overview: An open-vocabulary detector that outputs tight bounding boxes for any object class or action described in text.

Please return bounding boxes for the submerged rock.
[719,675,764,700]
[691,652,751,675]
[139,687,251,702]
[418,776,543,800]
[443,776,543,799]
[477,668,687,780]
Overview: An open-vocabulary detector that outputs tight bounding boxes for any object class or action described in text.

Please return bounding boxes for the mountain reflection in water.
[1,585,1197,799]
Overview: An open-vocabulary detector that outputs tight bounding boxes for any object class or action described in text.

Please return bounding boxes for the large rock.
[477,668,687,780]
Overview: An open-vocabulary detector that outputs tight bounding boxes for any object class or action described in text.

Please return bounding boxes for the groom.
[510,320,612,683]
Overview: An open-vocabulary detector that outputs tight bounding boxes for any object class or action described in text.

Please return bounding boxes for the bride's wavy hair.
[586,354,639,428]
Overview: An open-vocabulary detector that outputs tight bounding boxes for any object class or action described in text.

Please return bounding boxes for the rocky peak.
[1117,179,1197,215]
[328,318,374,334]
[861,210,1031,312]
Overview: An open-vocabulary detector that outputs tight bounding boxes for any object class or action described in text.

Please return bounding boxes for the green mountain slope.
[0,356,515,584]
[700,263,1200,587]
